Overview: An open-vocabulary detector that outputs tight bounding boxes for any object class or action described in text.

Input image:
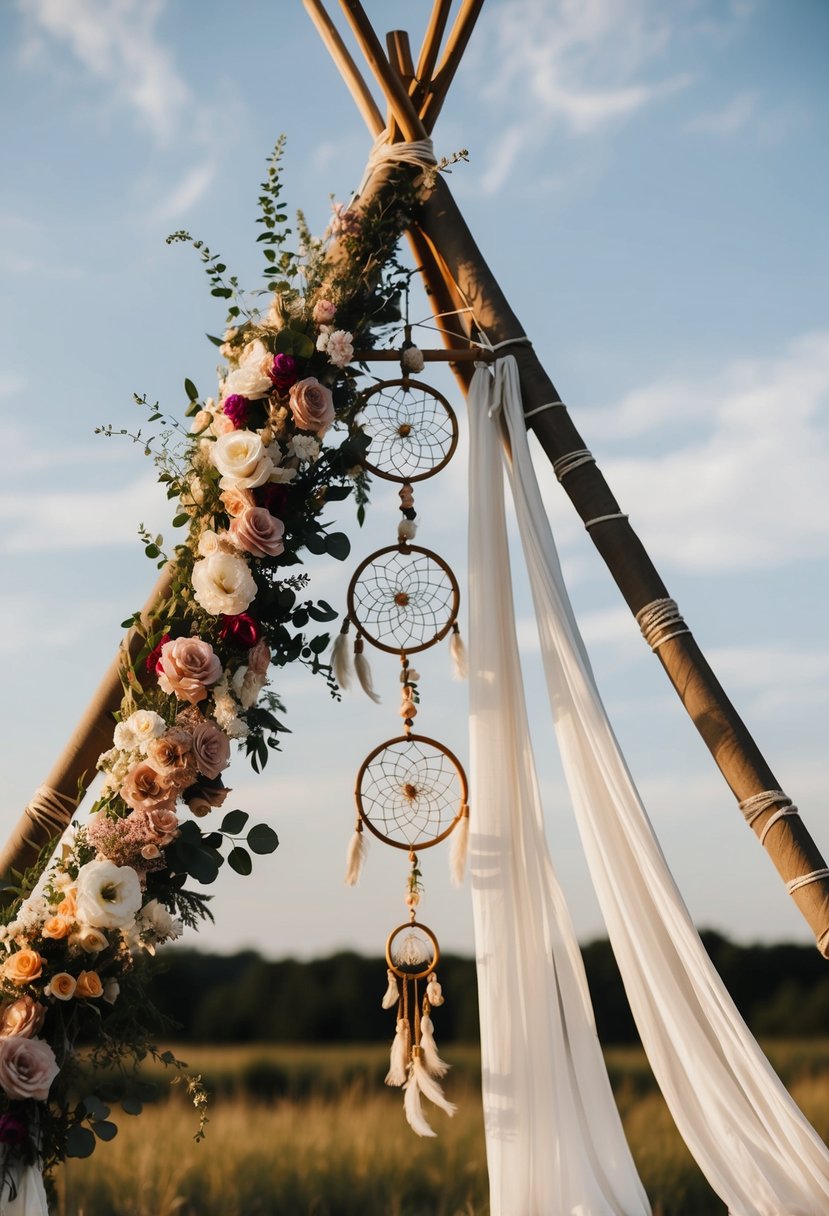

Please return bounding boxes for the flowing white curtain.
[469,355,829,1216]
[0,1158,49,1216]
[467,369,651,1216]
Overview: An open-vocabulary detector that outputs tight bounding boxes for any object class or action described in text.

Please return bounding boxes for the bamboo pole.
[412,0,453,111]
[303,0,384,136]
[310,5,829,954]
[419,0,485,130]
[0,565,173,889]
[338,1,424,142]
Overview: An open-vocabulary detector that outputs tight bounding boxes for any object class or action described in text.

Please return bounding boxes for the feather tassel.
[426,974,444,1007]
[413,1055,457,1117]
[381,969,400,1010]
[403,1064,437,1136]
[331,629,353,690]
[354,646,381,704]
[419,1013,450,1078]
[343,824,367,886]
[450,809,469,886]
[449,627,467,680]
[385,1018,410,1087]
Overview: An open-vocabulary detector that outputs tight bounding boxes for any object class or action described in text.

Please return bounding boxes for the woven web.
[358,738,462,847]
[358,382,455,480]
[351,549,456,652]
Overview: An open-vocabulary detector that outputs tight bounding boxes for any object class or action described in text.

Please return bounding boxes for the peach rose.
[248,639,271,677]
[75,971,103,1000]
[221,486,255,517]
[146,729,197,787]
[229,506,285,558]
[143,807,180,845]
[288,378,335,436]
[158,637,222,704]
[313,298,336,324]
[41,917,71,941]
[45,972,76,1001]
[120,762,177,814]
[189,720,231,780]
[0,996,45,1039]
[2,950,45,986]
[0,1036,59,1100]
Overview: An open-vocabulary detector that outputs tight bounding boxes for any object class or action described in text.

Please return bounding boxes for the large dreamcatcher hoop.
[355,734,469,851]
[355,378,458,483]
[346,544,460,656]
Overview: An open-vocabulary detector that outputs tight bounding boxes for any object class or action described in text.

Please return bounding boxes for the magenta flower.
[269,353,298,393]
[218,612,261,648]
[223,394,251,428]
[0,1113,28,1146]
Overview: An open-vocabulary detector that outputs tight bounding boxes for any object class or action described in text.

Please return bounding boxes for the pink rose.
[146,729,197,788]
[229,506,285,558]
[248,639,271,677]
[313,298,336,324]
[143,807,180,845]
[0,997,45,1040]
[0,1036,59,1101]
[189,720,231,780]
[158,637,222,705]
[120,763,178,814]
[288,378,335,436]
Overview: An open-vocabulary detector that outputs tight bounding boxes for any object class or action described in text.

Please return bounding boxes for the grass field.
[54,1040,829,1215]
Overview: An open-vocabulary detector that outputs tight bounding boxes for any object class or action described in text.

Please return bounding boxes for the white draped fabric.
[469,355,829,1215]
[467,369,651,1216]
[0,1157,49,1216]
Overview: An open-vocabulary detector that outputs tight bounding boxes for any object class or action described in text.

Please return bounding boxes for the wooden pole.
[0,565,173,889]
[419,0,485,130]
[411,1,453,111]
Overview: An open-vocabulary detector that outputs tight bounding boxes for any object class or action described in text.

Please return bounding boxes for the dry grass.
[54,1040,829,1216]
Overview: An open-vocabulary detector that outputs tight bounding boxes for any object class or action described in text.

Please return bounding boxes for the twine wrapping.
[636,598,692,651]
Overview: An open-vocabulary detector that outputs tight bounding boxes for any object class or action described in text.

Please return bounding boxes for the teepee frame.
[3,0,828,957]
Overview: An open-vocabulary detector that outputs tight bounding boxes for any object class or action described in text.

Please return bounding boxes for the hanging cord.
[636,598,692,651]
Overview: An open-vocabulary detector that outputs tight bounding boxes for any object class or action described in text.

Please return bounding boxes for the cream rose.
[221,340,273,400]
[71,927,109,954]
[158,637,222,704]
[229,506,285,558]
[0,997,45,1039]
[75,860,142,930]
[0,1036,59,1100]
[191,552,257,617]
[45,973,76,1001]
[113,709,167,754]
[211,431,275,490]
[288,377,335,436]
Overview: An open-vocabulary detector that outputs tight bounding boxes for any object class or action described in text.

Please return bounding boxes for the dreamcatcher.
[332,343,470,1137]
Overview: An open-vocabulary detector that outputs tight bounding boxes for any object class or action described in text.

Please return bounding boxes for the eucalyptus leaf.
[247,824,279,855]
[220,810,249,835]
[228,847,253,876]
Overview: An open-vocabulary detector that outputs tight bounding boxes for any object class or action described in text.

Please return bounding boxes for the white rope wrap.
[787,869,829,896]
[738,789,790,827]
[584,512,628,529]
[552,449,595,480]
[356,133,436,198]
[635,598,691,651]
[523,400,565,420]
[25,785,77,835]
[760,806,800,847]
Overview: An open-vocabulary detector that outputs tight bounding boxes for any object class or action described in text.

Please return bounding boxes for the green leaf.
[206,333,224,347]
[172,513,190,528]
[228,847,253,875]
[92,1120,118,1142]
[303,531,327,556]
[80,1095,110,1121]
[66,1125,97,1159]
[309,634,330,655]
[144,544,160,559]
[308,601,338,622]
[220,809,249,835]
[293,332,315,360]
[324,532,351,561]
[121,1097,143,1116]
[184,378,199,401]
[247,824,279,855]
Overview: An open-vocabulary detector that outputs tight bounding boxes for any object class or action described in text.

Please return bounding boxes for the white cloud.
[576,330,829,572]
[146,161,217,225]
[17,0,189,144]
[0,473,168,552]
[685,91,758,137]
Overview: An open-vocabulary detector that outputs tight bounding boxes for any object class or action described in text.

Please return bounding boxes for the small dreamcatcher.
[332,339,470,1137]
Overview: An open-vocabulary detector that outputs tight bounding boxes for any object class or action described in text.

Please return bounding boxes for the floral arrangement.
[0,138,422,1200]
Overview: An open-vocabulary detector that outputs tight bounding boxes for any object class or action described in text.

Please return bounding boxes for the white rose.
[191,552,257,616]
[221,340,272,400]
[211,432,274,490]
[75,860,142,930]
[113,709,167,754]
[139,899,183,943]
[70,926,109,954]
[290,435,320,463]
[326,329,354,369]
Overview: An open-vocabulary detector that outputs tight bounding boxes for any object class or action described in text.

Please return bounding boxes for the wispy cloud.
[0,473,168,552]
[579,329,829,572]
[685,91,758,137]
[17,0,189,145]
[146,161,217,225]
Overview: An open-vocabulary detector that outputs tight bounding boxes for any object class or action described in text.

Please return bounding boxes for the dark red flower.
[218,613,261,648]
[0,1113,28,1146]
[223,394,251,428]
[146,633,171,676]
[269,353,299,393]
[254,483,289,517]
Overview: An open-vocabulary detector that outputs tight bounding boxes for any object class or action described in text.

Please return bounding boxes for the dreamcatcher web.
[356,735,466,849]
[348,546,458,654]
[356,379,457,482]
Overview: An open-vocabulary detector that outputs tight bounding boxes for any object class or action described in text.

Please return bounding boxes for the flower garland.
[0,138,423,1199]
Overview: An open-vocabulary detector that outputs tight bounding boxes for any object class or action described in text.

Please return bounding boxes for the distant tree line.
[148,931,829,1044]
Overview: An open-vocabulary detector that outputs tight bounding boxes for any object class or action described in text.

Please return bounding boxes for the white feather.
[450,629,467,680]
[450,811,469,886]
[426,976,444,1006]
[354,649,382,703]
[385,1018,410,1087]
[381,969,400,1010]
[419,1013,450,1078]
[331,631,353,690]
[343,827,367,886]
[397,519,417,541]
[413,1055,456,1117]
[403,1065,437,1136]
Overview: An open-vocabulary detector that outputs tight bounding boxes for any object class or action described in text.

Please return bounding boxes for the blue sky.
[1,0,828,959]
